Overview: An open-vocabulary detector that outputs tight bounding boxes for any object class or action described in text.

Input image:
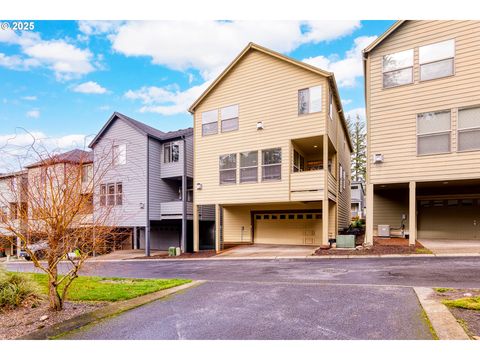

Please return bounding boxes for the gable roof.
[188,42,352,152]
[25,149,93,169]
[362,21,406,54]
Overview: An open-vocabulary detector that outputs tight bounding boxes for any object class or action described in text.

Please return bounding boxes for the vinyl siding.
[367,20,480,184]
[372,189,409,235]
[148,137,162,221]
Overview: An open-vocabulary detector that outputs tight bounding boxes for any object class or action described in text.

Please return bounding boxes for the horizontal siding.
[373,190,409,236]
[148,138,162,221]
[367,20,480,184]
[290,170,324,192]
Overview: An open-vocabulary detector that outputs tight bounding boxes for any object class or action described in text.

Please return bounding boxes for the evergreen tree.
[347,113,367,182]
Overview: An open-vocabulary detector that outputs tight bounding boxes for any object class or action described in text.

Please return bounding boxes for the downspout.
[145,136,150,256]
[181,135,187,253]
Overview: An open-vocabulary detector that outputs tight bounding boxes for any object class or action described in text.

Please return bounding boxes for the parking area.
[216,244,318,258]
[418,239,480,255]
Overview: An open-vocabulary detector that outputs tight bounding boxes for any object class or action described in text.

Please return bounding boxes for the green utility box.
[168,247,176,256]
[336,235,356,248]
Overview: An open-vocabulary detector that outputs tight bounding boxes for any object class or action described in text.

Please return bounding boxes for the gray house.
[89,112,213,255]
[351,181,366,219]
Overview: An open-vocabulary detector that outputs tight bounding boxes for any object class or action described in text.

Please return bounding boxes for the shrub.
[0,266,42,311]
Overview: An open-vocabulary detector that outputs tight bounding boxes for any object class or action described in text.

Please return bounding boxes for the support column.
[193,204,199,252]
[215,204,221,253]
[181,137,187,253]
[365,183,374,245]
[322,135,329,245]
[145,224,151,257]
[409,181,416,246]
[133,227,138,250]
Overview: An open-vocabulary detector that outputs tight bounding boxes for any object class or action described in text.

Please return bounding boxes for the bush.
[0,266,42,311]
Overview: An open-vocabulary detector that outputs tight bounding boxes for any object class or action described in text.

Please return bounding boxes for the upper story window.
[81,164,93,184]
[293,150,305,172]
[113,144,127,165]
[100,182,123,206]
[458,106,480,152]
[382,49,414,88]
[164,142,180,163]
[298,86,322,115]
[219,154,237,185]
[417,110,451,155]
[339,165,344,193]
[419,39,455,81]
[262,148,282,181]
[240,151,258,183]
[329,91,334,120]
[221,105,239,133]
[202,109,218,136]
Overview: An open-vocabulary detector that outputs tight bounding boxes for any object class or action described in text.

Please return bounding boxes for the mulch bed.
[433,288,480,339]
[0,300,106,340]
[315,236,430,256]
[134,250,218,259]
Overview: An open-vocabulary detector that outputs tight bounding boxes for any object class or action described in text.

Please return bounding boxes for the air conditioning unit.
[373,153,384,164]
[378,224,390,237]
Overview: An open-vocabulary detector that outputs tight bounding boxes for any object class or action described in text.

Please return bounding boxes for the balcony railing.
[290,170,324,201]
[160,201,193,217]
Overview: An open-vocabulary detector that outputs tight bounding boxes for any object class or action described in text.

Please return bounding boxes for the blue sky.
[0,20,394,162]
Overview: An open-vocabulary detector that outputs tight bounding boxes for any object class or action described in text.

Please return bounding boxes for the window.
[262,148,282,181]
[116,183,123,206]
[100,184,106,206]
[458,107,480,151]
[0,206,8,222]
[164,142,180,163]
[202,109,218,136]
[240,151,258,183]
[221,105,239,133]
[382,49,414,88]
[107,184,115,206]
[82,164,93,184]
[100,182,123,206]
[339,165,343,193]
[9,202,18,220]
[329,91,334,120]
[417,111,451,155]
[298,86,322,115]
[293,150,305,172]
[80,194,93,214]
[419,39,454,81]
[113,144,127,165]
[219,154,237,185]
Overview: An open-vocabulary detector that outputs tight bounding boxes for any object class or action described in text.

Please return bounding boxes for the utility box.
[336,235,356,248]
[168,247,176,256]
[378,225,391,237]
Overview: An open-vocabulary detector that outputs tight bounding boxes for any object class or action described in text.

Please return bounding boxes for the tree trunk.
[48,259,63,311]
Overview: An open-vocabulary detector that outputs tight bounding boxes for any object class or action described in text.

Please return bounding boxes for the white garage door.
[254,212,322,245]
[418,198,480,240]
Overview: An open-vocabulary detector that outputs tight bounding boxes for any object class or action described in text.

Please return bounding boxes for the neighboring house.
[363,20,480,244]
[189,43,352,252]
[89,112,208,255]
[351,181,365,219]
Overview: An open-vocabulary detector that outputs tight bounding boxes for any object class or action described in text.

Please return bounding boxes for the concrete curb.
[414,287,470,340]
[17,280,205,340]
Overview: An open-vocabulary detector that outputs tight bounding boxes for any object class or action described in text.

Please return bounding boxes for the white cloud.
[345,107,366,122]
[99,105,111,111]
[22,95,37,101]
[26,109,40,118]
[72,81,108,94]
[110,21,360,80]
[303,35,377,88]
[341,99,353,105]
[125,81,211,116]
[78,21,124,36]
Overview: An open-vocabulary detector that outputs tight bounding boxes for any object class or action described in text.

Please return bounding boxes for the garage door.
[253,212,322,245]
[418,198,480,240]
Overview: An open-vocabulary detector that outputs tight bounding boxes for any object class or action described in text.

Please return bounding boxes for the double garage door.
[418,198,480,240]
[253,212,322,245]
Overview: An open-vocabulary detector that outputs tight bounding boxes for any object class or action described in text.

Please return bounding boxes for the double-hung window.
[419,39,455,81]
[382,49,414,88]
[458,107,480,152]
[221,105,239,133]
[293,150,305,172]
[113,144,127,165]
[298,86,322,115]
[240,151,258,183]
[262,148,282,181]
[202,109,218,136]
[417,110,451,155]
[164,142,180,163]
[219,154,237,185]
[101,182,123,206]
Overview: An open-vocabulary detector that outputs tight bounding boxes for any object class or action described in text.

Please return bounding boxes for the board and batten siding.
[367,20,480,184]
[93,118,147,227]
[194,49,329,205]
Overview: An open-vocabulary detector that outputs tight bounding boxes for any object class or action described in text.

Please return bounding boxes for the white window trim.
[100,182,123,207]
[201,109,219,136]
[220,104,239,133]
[382,49,414,89]
[419,39,455,82]
[416,110,452,156]
[457,106,480,153]
[113,144,127,166]
[298,86,322,115]
[164,141,180,163]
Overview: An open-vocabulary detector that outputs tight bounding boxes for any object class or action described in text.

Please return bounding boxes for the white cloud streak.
[72,81,108,94]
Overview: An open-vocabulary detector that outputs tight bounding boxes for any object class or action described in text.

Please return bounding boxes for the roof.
[25,149,93,169]
[362,21,406,54]
[0,170,28,180]
[188,42,353,152]
[89,112,192,148]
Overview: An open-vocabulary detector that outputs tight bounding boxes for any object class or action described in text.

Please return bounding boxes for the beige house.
[363,21,480,245]
[189,43,352,251]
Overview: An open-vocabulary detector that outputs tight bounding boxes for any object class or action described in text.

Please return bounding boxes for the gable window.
[329,91,334,120]
[262,148,282,181]
[113,144,127,165]
[458,106,480,152]
[164,142,180,163]
[382,49,414,88]
[419,39,455,81]
[417,110,451,155]
[202,109,218,136]
[82,164,93,184]
[219,154,237,185]
[240,151,258,183]
[293,150,305,173]
[298,86,322,115]
[100,182,123,206]
[221,105,239,133]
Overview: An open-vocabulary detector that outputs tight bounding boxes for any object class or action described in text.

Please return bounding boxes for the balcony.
[160,201,193,219]
[290,170,324,201]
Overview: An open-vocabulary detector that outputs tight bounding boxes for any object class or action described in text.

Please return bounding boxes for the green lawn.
[443,297,480,311]
[18,273,191,302]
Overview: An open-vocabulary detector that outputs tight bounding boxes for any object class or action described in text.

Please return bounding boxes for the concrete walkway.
[419,239,480,255]
[90,249,167,261]
[215,244,318,258]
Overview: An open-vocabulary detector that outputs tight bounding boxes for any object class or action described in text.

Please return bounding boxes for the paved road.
[7,257,480,340]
